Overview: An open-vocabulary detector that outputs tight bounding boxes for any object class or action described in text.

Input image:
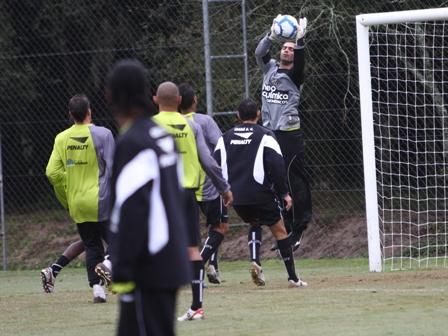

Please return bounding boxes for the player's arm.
[255,35,277,74]
[103,130,115,178]
[190,120,233,206]
[206,116,222,148]
[288,42,305,87]
[289,18,307,87]
[45,136,68,209]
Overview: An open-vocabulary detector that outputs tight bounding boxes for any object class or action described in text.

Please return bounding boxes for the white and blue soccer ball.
[273,15,298,40]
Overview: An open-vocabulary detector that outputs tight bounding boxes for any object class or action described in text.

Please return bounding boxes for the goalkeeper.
[254,15,312,250]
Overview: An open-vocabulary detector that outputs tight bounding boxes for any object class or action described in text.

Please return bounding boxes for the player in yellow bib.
[153,82,232,321]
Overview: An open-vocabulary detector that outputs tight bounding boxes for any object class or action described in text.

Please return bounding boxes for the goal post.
[356,8,448,272]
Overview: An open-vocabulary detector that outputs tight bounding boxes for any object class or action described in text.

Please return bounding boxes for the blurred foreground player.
[106,59,191,335]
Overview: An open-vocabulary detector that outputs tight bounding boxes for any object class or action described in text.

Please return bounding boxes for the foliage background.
[0,0,446,268]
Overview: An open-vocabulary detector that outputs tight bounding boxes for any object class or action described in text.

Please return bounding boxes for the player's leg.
[117,288,177,336]
[199,196,228,284]
[41,240,84,293]
[274,129,312,250]
[178,189,205,321]
[234,205,265,286]
[248,224,264,286]
[95,221,113,289]
[267,204,307,287]
[76,221,107,303]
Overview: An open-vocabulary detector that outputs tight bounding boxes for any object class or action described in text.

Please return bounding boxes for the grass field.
[1,258,447,336]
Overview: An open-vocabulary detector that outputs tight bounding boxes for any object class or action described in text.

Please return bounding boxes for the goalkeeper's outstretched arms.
[290,17,307,87]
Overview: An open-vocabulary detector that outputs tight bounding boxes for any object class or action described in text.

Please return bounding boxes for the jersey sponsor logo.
[234,132,253,139]
[167,124,188,138]
[67,144,88,150]
[262,84,289,105]
[231,129,253,145]
[70,136,89,143]
[66,159,88,167]
[168,124,186,131]
[230,139,252,145]
[173,132,188,138]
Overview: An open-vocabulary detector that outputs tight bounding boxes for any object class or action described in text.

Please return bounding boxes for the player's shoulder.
[89,124,113,138]
[54,125,76,142]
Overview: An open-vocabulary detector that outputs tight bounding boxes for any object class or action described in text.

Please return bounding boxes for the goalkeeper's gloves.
[268,14,282,41]
[111,281,136,294]
[295,17,307,45]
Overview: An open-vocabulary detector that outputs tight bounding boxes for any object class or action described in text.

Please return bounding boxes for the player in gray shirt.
[254,16,312,250]
[179,83,228,285]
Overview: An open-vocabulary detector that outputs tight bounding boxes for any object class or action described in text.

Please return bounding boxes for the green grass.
[1,259,447,336]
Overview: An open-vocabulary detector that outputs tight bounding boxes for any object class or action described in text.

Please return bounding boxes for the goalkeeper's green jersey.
[46,123,115,223]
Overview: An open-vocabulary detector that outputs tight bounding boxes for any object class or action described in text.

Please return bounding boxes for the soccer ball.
[273,15,298,40]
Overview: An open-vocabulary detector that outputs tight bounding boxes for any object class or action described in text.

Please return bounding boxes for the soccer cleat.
[288,279,308,288]
[93,284,107,303]
[177,308,205,321]
[41,267,55,293]
[250,261,265,286]
[206,265,221,284]
[95,262,112,290]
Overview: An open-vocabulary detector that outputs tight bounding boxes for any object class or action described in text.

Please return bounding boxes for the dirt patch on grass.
[6,211,368,269]
[207,214,368,261]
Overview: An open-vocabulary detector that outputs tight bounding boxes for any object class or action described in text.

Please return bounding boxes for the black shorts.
[198,196,229,227]
[184,188,200,247]
[233,199,282,227]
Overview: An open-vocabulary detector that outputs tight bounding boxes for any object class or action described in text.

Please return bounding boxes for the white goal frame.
[356,8,448,272]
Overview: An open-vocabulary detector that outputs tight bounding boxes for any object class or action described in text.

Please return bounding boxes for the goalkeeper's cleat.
[177,308,204,322]
[250,261,265,287]
[288,279,308,288]
[93,284,107,303]
[206,265,221,284]
[95,262,112,290]
[41,267,55,293]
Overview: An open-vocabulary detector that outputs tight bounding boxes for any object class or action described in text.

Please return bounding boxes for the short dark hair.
[237,99,258,121]
[106,59,150,116]
[68,94,90,122]
[178,83,195,112]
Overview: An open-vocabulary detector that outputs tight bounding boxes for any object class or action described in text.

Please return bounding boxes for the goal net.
[356,9,448,271]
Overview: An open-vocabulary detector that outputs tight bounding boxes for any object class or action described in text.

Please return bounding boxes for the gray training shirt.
[255,34,304,131]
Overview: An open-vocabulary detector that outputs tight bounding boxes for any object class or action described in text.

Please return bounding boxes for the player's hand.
[295,17,307,42]
[222,190,233,208]
[283,194,292,211]
[269,14,282,41]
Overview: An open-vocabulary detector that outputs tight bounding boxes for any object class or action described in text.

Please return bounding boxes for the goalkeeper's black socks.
[191,260,204,310]
[52,255,70,278]
[201,230,224,264]
[248,226,262,266]
[277,237,299,282]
